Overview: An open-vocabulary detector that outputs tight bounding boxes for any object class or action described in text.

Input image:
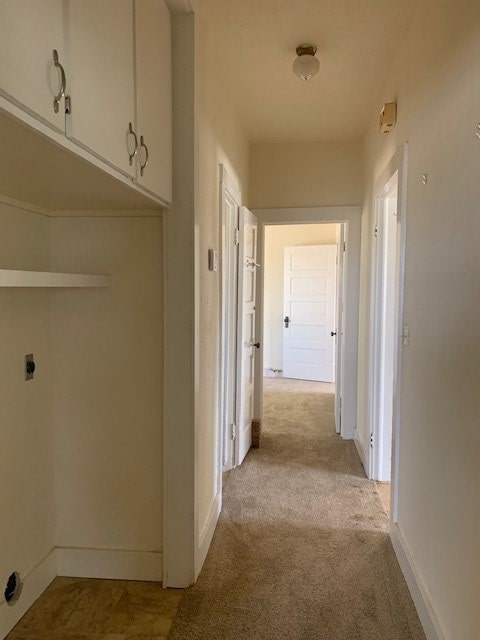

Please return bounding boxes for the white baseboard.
[353,428,368,473]
[195,492,221,579]
[390,523,446,640]
[56,547,163,582]
[0,548,56,640]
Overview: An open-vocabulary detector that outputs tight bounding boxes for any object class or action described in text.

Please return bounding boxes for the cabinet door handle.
[128,122,138,166]
[52,49,66,114]
[139,135,149,176]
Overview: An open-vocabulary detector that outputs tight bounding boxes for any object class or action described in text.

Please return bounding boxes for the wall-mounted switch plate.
[25,354,35,381]
[208,249,218,272]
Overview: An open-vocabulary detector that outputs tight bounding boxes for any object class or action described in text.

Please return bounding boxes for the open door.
[334,226,346,433]
[235,206,258,466]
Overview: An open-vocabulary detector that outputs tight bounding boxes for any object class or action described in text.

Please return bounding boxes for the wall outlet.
[25,354,35,381]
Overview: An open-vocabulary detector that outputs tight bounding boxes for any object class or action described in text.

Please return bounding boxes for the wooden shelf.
[0,269,110,288]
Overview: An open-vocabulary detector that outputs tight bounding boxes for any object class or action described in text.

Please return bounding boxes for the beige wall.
[51,217,163,554]
[263,224,339,372]
[250,141,363,208]
[194,9,250,561]
[0,202,54,627]
[358,2,480,638]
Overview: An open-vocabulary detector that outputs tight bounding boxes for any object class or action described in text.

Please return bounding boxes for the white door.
[235,207,258,466]
[135,0,172,202]
[65,0,136,176]
[283,245,337,382]
[371,178,399,482]
[334,229,345,432]
[220,184,239,471]
[0,0,66,132]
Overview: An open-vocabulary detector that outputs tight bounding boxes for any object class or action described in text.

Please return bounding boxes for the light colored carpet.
[168,378,426,640]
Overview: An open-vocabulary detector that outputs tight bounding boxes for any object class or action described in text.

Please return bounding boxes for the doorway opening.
[262,223,345,433]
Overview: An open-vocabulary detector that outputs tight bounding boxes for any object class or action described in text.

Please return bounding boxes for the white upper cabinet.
[65,0,136,177]
[135,0,172,202]
[0,0,66,132]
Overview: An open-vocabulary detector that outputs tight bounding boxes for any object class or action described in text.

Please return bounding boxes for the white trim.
[56,548,163,582]
[0,194,163,218]
[219,164,242,206]
[0,194,52,218]
[0,269,110,288]
[390,524,446,640]
[0,548,56,640]
[353,428,367,470]
[369,172,399,482]
[195,493,221,578]
[368,144,408,521]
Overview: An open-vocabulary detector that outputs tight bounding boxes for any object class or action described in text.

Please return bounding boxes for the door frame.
[368,143,408,522]
[335,224,346,433]
[219,164,241,473]
[253,206,361,441]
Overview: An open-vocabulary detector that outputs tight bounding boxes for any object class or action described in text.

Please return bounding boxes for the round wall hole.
[4,571,22,605]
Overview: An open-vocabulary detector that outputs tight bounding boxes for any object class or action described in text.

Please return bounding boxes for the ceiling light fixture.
[292,44,319,81]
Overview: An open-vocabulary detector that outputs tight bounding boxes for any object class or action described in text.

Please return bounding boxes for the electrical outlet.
[25,354,35,381]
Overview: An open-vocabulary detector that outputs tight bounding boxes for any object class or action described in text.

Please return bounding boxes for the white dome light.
[292,44,319,81]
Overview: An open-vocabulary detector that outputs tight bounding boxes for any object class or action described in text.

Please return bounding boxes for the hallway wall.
[358,2,480,638]
[249,141,363,208]
[263,224,339,373]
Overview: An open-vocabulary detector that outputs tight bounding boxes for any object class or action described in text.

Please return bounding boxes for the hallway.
[169,378,425,639]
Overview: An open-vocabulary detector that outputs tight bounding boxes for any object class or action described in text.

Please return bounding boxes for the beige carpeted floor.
[168,378,426,640]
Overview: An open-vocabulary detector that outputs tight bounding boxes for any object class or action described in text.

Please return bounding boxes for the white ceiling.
[197,0,416,143]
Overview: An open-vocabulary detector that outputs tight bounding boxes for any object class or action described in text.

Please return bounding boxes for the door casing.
[253,207,361,441]
[368,144,408,523]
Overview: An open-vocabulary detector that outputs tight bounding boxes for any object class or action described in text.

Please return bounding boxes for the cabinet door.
[0,0,66,132]
[135,0,172,202]
[66,0,136,176]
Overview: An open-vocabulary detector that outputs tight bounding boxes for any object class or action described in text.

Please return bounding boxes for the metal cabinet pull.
[139,135,149,176]
[128,122,138,166]
[52,49,66,114]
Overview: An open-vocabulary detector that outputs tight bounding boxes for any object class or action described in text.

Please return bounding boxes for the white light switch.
[208,249,218,272]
